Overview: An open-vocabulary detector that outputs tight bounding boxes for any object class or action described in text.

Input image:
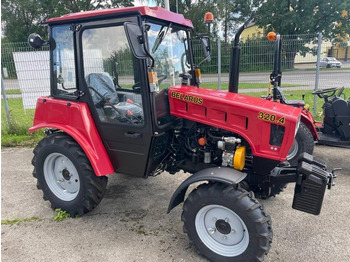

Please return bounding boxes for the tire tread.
[182,182,272,262]
[32,133,108,217]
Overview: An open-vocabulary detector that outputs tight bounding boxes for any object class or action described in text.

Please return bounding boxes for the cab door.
[76,17,153,177]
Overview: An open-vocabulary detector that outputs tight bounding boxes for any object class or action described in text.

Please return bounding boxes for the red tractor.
[28,6,336,261]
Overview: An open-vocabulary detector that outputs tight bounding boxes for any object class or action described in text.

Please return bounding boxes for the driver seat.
[86,72,144,124]
[275,86,305,107]
[86,72,120,106]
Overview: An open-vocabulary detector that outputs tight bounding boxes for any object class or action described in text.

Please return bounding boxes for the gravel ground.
[1,145,350,262]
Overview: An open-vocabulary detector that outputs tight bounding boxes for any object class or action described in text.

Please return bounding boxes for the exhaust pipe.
[228,24,247,93]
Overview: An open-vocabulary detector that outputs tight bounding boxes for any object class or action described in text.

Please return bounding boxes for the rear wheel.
[287,122,314,165]
[182,183,272,262]
[32,133,108,216]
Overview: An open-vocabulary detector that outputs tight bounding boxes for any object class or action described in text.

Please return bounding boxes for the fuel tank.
[168,85,302,161]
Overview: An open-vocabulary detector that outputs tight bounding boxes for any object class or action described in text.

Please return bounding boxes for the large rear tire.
[287,122,314,165]
[32,133,108,216]
[182,183,272,262]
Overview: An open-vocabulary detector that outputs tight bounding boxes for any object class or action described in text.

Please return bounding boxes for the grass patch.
[5,89,21,95]
[53,209,70,221]
[1,217,42,225]
[1,98,44,147]
[200,82,306,90]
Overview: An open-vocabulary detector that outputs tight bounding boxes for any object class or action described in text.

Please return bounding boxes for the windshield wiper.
[151,23,172,54]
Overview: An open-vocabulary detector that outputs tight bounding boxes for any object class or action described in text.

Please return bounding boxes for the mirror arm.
[143,43,155,68]
[196,54,211,68]
[140,23,155,68]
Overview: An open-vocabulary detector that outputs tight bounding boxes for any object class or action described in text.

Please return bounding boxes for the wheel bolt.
[231,229,236,233]
[57,179,64,184]
[213,217,217,222]
[223,236,227,240]
[225,218,229,223]
[208,228,216,235]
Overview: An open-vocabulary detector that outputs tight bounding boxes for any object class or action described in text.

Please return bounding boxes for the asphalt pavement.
[1,146,350,262]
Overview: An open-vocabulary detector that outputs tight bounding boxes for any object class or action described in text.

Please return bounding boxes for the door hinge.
[70,24,82,32]
[74,90,85,97]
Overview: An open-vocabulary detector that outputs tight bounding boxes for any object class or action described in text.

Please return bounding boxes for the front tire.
[32,133,108,216]
[182,183,272,262]
[287,122,314,165]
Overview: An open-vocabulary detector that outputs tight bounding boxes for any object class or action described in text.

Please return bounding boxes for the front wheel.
[32,133,108,216]
[182,183,272,262]
[287,122,314,165]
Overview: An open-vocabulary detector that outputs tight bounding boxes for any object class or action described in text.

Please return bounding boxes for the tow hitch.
[270,153,339,215]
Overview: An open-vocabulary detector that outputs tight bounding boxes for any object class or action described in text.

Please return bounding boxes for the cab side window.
[52,25,77,97]
[82,25,143,125]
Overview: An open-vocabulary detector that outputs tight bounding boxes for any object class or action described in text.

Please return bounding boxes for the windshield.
[147,22,191,87]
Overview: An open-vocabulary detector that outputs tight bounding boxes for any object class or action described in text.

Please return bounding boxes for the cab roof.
[46,6,193,28]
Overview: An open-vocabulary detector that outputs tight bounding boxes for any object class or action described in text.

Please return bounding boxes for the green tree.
[252,0,350,68]
[156,0,222,37]
[155,1,255,43]
[1,0,133,42]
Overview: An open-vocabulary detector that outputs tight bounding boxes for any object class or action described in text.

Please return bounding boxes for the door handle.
[124,132,142,139]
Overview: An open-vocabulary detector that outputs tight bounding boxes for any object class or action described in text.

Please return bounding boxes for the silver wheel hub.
[287,139,299,160]
[43,153,80,201]
[195,204,249,257]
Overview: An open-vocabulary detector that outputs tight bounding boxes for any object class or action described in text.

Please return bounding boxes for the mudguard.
[167,167,247,213]
[301,109,319,140]
[29,97,114,177]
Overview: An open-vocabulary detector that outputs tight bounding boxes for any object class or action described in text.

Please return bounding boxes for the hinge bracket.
[70,24,82,32]
[74,90,85,97]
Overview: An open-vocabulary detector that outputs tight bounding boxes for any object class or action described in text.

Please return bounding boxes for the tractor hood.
[168,85,302,161]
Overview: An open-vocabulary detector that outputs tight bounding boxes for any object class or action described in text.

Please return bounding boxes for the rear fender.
[29,97,114,176]
[301,110,319,140]
[167,167,247,213]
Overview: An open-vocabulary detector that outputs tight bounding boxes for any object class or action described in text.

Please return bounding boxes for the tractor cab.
[29,6,204,177]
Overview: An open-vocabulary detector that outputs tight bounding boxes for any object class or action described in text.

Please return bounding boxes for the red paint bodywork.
[46,6,194,28]
[29,97,114,177]
[301,109,319,140]
[169,86,302,161]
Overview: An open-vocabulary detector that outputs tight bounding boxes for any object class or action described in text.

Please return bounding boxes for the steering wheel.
[88,86,138,124]
[337,86,345,98]
[158,74,167,84]
[132,82,141,91]
[312,87,339,98]
[132,75,168,91]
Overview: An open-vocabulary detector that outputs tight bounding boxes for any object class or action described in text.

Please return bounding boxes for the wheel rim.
[195,204,249,257]
[287,139,298,161]
[43,153,80,201]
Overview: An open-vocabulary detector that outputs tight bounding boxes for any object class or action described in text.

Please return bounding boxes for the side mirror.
[200,37,211,61]
[28,33,45,49]
[124,22,148,59]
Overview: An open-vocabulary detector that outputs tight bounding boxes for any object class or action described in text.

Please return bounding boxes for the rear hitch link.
[328,168,341,189]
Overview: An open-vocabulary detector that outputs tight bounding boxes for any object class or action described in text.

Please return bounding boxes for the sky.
[134,0,158,7]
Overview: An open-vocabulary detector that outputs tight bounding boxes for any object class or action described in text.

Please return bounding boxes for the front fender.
[167,167,247,213]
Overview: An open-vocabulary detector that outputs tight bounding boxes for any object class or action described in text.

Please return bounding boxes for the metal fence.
[2,34,350,109]
[193,33,350,91]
